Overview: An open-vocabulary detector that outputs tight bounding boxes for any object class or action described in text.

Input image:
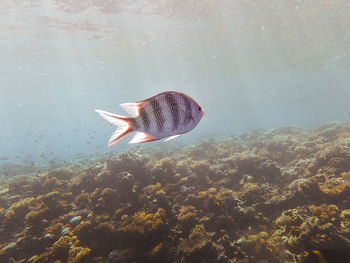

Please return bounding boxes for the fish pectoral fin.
[163,134,181,142]
[129,132,156,144]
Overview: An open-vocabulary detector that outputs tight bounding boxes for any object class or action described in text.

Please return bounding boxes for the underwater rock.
[340,208,350,219]
[240,182,263,205]
[234,156,281,183]
[72,220,96,243]
[0,242,16,256]
[275,209,304,227]
[4,198,33,226]
[1,123,350,262]
[149,242,171,262]
[119,208,166,235]
[25,207,50,226]
[27,255,39,263]
[106,249,126,263]
[180,185,195,194]
[177,224,218,262]
[0,185,9,195]
[177,205,198,222]
[295,179,325,202]
[74,192,91,209]
[51,235,71,259]
[287,178,309,191]
[177,205,199,234]
[67,246,91,263]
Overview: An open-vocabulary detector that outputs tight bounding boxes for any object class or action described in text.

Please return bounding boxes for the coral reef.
[0,122,350,262]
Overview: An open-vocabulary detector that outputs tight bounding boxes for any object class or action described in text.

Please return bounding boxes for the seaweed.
[1,123,350,262]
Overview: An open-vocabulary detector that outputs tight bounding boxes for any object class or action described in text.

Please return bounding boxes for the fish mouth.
[201,108,205,115]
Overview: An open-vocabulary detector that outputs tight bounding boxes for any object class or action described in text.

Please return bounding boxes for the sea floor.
[1,123,350,262]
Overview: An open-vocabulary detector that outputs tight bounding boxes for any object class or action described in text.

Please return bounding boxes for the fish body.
[95,91,204,146]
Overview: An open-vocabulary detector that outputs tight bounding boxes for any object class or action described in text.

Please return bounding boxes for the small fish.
[95,91,204,146]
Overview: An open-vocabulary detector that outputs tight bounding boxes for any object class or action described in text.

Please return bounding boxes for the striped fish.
[95,91,204,146]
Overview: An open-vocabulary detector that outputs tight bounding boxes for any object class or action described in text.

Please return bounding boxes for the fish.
[95,91,204,146]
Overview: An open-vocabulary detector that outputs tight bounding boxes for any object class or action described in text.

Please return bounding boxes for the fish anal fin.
[108,128,130,147]
[120,102,143,117]
[129,132,156,144]
[163,134,181,142]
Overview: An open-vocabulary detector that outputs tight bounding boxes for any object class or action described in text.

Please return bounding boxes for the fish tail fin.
[95,109,133,147]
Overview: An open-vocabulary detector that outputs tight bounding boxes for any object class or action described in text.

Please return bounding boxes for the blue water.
[1,2,350,263]
[1,0,350,164]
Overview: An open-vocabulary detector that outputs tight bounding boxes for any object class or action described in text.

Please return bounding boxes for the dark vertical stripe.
[150,99,164,133]
[165,93,179,130]
[130,118,140,130]
[181,94,193,125]
[140,108,150,131]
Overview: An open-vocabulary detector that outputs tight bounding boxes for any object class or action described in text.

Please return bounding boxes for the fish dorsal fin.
[120,102,143,117]
[163,134,181,142]
[129,132,156,144]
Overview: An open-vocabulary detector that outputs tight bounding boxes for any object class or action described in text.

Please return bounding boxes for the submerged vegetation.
[1,123,350,262]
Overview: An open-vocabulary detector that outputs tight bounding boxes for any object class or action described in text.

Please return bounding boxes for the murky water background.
[1,2,350,262]
[1,0,350,163]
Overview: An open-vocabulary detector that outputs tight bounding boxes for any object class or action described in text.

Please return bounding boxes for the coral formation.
[0,122,350,262]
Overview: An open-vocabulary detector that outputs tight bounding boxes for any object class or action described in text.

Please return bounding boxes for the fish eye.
[198,106,201,111]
